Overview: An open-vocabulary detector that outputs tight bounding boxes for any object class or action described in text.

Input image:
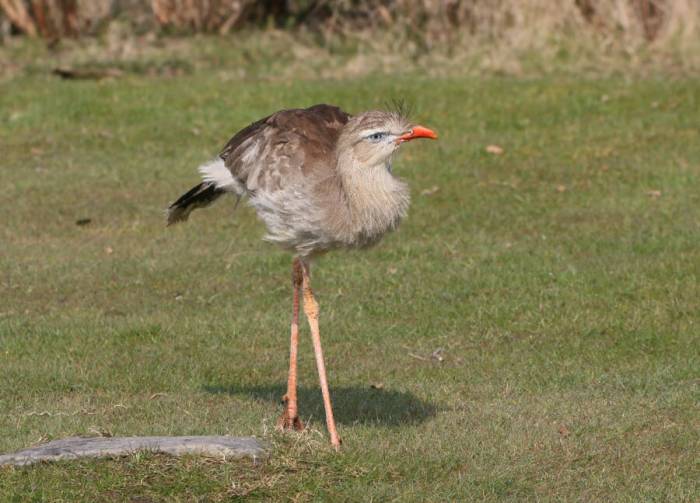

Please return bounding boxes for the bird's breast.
[330,168,411,249]
[248,166,410,256]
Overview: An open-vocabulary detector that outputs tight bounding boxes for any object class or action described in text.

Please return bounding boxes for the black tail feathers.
[167,182,225,225]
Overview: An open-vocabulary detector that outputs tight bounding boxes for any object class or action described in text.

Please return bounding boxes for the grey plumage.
[168,104,432,256]
[166,103,436,449]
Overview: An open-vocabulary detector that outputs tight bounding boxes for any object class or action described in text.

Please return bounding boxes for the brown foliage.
[0,0,37,36]
[1,0,79,39]
[150,0,298,33]
[150,0,254,34]
[0,0,111,39]
[0,0,695,46]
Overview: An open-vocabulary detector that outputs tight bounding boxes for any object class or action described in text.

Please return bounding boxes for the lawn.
[0,63,699,501]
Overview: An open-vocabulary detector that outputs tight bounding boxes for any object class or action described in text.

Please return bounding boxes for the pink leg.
[300,260,341,450]
[277,258,304,431]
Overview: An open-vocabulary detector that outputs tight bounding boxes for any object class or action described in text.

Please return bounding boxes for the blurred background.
[1,0,698,79]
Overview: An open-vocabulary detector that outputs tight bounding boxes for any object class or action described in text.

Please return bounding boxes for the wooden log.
[0,436,266,466]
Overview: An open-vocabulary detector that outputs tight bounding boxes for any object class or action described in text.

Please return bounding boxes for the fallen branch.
[52,66,123,80]
[0,436,267,466]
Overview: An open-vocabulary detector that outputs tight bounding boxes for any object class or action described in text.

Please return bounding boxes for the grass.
[0,58,699,501]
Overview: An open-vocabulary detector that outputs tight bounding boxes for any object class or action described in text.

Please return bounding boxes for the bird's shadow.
[203,383,437,427]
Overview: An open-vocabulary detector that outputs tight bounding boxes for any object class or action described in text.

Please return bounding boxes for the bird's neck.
[335,153,410,245]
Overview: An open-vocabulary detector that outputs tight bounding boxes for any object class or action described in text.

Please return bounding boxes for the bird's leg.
[277,257,304,432]
[300,260,342,450]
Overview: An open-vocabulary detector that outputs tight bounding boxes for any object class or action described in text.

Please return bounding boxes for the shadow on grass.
[203,383,437,427]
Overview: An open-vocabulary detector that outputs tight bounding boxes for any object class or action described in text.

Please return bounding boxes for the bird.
[167,104,437,449]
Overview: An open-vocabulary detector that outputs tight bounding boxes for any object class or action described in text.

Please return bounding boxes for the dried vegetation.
[0,1,698,76]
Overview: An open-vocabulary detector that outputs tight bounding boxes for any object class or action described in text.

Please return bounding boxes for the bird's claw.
[276,412,304,432]
[277,394,304,431]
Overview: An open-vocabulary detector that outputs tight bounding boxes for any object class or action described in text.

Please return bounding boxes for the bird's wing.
[219,104,350,193]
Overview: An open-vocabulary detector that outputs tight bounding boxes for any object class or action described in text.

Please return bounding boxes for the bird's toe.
[276,412,305,432]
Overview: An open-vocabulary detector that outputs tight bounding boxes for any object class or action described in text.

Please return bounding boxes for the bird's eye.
[367,132,387,142]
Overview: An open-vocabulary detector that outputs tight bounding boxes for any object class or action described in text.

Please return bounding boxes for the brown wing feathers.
[220,104,349,189]
[167,104,350,225]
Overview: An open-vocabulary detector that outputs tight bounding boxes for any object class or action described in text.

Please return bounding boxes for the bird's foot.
[276,411,304,432]
[276,395,304,432]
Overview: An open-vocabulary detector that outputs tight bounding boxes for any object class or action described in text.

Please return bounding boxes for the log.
[0,436,266,466]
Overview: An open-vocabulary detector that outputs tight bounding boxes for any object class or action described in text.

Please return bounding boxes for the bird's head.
[338,110,437,169]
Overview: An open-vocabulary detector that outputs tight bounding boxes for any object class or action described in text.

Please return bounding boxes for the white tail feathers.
[198,158,244,195]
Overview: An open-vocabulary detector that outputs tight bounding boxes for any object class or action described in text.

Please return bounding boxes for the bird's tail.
[167,182,226,225]
[167,158,243,225]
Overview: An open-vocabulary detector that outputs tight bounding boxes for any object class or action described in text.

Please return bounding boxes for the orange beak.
[397,125,438,144]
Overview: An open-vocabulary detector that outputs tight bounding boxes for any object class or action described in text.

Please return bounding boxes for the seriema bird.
[167,104,437,449]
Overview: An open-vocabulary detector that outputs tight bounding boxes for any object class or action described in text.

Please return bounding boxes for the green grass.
[1,66,699,501]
